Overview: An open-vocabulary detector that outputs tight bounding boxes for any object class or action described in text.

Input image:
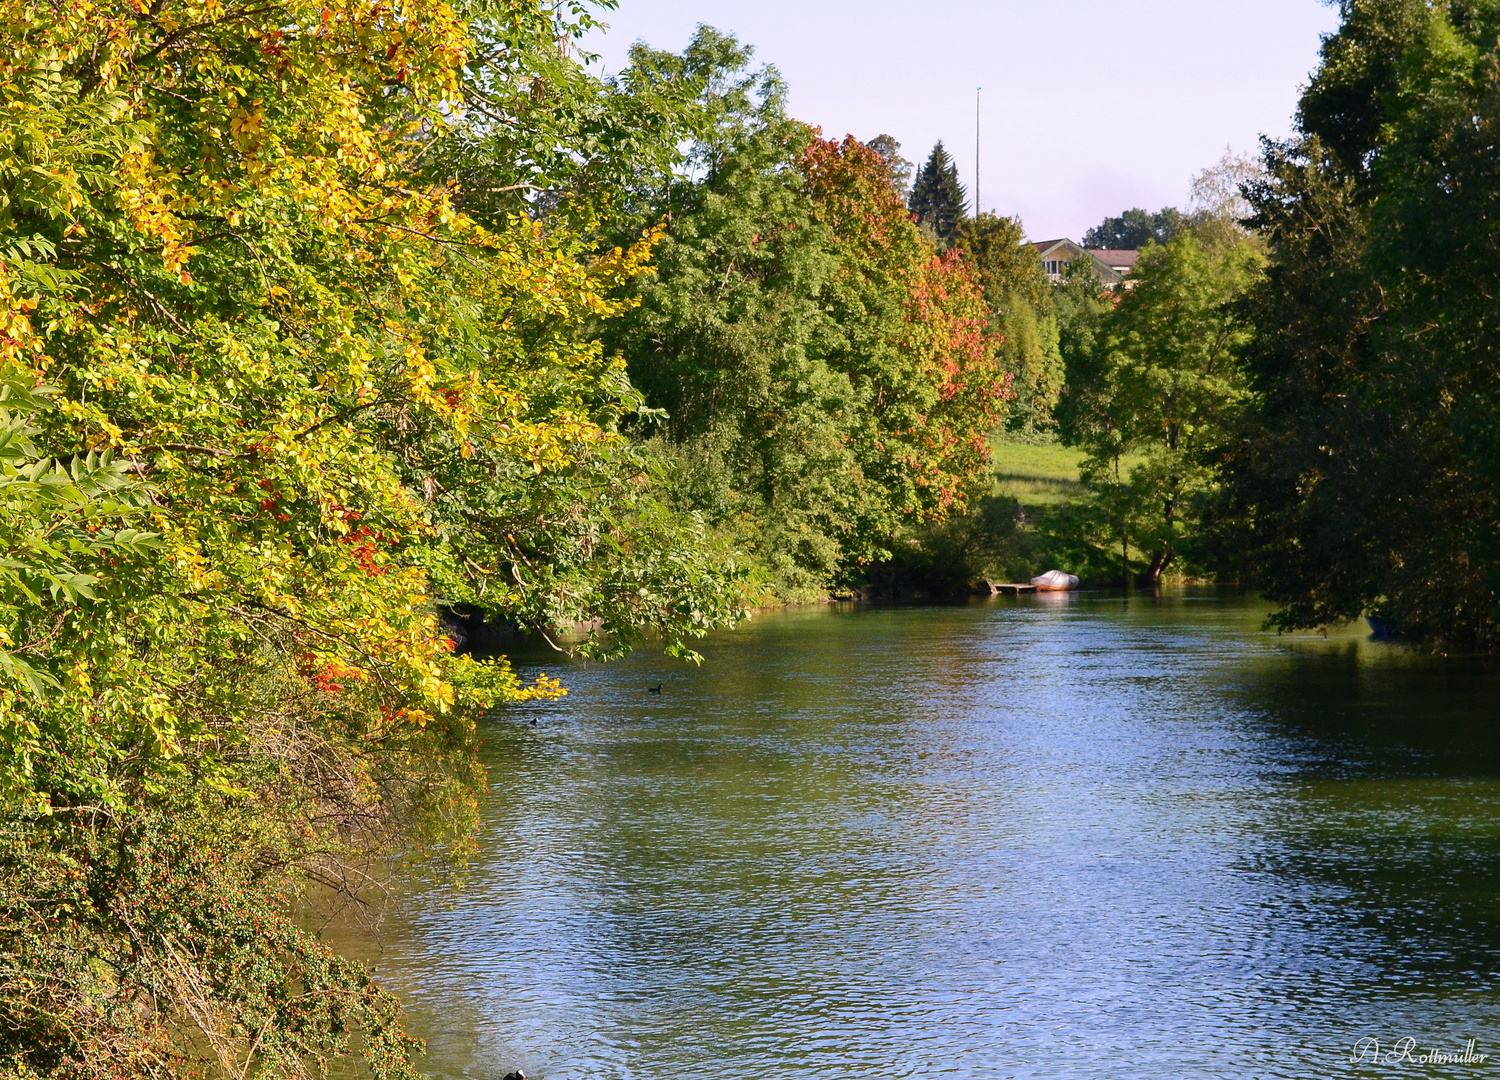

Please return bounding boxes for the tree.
[908,141,969,246]
[423,1,700,228]
[1073,234,1263,584]
[603,33,1008,597]
[1053,261,1120,446]
[1229,0,1500,647]
[866,133,914,193]
[598,31,861,598]
[1189,150,1264,227]
[953,213,1051,315]
[954,213,1064,430]
[1082,206,1186,249]
[805,136,1008,527]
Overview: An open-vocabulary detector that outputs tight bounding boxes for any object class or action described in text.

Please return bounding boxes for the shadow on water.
[1221,637,1500,1010]
[345,591,1500,1080]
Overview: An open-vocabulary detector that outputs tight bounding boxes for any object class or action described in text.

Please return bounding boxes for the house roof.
[1031,238,1123,282]
[1088,248,1139,271]
[1032,238,1083,258]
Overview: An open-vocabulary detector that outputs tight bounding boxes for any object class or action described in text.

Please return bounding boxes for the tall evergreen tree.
[908,140,968,245]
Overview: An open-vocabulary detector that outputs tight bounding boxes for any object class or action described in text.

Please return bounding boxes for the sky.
[583,0,1343,242]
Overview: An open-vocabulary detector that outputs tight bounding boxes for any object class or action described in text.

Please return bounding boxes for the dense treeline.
[1082,207,1186,250]
[1228,0,1500,649]
[1041,0,1500,645]
[0,0,754,1073]
[0,4,1015,1075]
[600,31,1010,599]
[1047,0,1500,643]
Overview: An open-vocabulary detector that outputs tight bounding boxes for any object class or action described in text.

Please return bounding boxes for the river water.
[363,592,1500,1079]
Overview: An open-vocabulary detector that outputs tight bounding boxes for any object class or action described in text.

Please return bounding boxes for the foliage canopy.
[1070,234,1263,583]
[954,213,1064,431]
[0,0,750,1073]
[1082,207,1186,250]
[1230,0,1500,646]
[603,32,1010,597]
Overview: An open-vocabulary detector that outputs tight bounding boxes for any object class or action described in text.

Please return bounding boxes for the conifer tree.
[908,141,969,245]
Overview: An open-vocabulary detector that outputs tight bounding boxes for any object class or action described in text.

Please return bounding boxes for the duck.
[647,684,663,693]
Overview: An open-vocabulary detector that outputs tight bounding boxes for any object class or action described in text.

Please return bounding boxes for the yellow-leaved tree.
[0,0,748,1073]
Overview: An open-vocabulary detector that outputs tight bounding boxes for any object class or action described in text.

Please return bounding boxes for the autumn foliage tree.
[0,0,749,1074]
[603,30,1009,597]
[803,135,1008,522]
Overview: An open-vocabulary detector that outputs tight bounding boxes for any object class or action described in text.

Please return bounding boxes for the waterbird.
[647,684,663,693]
[502,1072,526,1080]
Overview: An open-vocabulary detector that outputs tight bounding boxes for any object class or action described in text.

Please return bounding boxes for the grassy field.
[986,437,1155,585]
[991,439,1089,510]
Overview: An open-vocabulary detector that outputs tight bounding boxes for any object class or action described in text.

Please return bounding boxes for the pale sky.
[585,0,1341,242]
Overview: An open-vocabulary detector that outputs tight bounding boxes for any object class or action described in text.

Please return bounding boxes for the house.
[1088,249,1139,278]
[1031,238,1138,287]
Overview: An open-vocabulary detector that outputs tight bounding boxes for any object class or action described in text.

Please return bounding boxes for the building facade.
[1031,239,1138,287]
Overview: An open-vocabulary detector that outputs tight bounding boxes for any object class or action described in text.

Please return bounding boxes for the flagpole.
[975,87,981,218]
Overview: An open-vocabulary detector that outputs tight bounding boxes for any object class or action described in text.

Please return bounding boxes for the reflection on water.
[358,592,1500,1079]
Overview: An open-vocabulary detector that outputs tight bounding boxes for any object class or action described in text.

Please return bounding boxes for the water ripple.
[357,594,1500,1079]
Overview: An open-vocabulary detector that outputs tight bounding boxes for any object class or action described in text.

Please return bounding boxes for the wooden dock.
[985,582,1037,595]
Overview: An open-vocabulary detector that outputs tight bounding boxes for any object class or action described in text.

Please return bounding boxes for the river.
[357,591,1500,1078]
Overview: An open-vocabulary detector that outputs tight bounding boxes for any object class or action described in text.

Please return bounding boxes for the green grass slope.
[992,440,1089,511]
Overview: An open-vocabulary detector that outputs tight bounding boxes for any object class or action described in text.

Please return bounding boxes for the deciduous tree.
[1082,206,1186,250]
[603,33,1009,597]
[954,213,1064,430]
[1074,234,1262,584]
[1230,0,1500,646]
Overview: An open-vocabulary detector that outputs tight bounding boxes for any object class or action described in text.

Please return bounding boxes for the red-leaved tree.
[801,135,1012,523]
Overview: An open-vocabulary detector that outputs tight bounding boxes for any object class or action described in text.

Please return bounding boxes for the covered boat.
[1030,570,1080,591]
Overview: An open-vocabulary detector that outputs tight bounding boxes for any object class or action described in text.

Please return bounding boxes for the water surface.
[364,592,1500,1078]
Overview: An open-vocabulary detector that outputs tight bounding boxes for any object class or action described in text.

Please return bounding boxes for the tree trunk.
[1148,494,1177,587]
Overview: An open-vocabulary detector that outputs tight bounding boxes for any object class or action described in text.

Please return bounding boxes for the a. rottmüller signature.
[1351,1037,1489,1066]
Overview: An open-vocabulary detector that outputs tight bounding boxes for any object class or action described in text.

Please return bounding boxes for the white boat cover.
[1030,570,1080,589]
